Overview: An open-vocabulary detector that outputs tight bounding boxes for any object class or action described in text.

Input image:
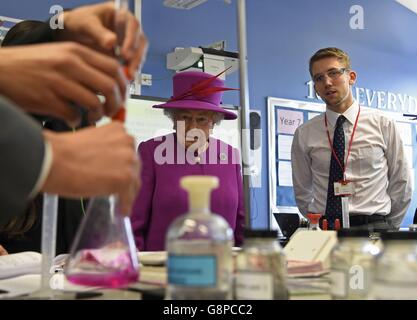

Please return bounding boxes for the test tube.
[40,193,58,296]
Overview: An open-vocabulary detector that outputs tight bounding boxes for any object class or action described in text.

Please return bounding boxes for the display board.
[268,97,416,229]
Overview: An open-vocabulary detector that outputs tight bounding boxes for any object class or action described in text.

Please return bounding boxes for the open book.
[137,251,167,285]
[0,251,42,279]
[0,251,69,280]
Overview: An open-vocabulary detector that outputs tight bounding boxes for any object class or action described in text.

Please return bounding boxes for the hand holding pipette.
[55,1,148,122]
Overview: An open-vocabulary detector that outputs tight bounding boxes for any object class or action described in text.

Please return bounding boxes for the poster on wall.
[0,16,22,44]
[268,97,417,230]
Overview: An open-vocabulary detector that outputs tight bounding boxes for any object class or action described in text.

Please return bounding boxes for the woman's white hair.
[163,109,224,126]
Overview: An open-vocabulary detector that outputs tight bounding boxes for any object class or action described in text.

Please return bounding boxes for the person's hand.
[0,43,127,126]
[56,1,148,79]
[41,122,140,215]
[0,245,8,256]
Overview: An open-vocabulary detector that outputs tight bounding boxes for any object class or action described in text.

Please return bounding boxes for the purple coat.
[131,133,245,251]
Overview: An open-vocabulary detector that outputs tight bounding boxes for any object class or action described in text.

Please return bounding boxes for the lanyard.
[324,106,361,179]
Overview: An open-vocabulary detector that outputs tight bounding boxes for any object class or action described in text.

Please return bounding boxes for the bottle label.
[235,271,273,300]
[168,255,216,287]
[330,270,347,298]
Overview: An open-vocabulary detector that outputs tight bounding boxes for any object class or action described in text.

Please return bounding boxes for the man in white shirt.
[291,47,411,230]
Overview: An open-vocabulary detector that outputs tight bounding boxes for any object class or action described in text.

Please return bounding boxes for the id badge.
[334,180,354,197]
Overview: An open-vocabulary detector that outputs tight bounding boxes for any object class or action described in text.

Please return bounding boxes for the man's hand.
[57,1,148,79]
[0,43,128,127]
[41,123,140,215]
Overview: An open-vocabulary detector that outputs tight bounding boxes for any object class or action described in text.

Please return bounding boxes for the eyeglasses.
[312,68,348,83]
[175,114,213,126]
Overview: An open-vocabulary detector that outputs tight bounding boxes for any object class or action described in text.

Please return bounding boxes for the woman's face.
[174,109,215,149]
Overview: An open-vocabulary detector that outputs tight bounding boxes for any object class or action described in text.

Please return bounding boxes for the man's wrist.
[46,9,71,42]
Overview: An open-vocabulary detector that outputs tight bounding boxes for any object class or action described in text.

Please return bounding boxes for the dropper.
[180,176,219,213]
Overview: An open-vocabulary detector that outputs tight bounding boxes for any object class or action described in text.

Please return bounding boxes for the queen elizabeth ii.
[131,70,245,251]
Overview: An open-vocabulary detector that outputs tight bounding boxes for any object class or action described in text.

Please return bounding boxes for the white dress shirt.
[291,100,412,228]
[29,140,53,199]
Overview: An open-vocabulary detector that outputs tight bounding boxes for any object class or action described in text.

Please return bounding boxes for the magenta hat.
[153,71,238,120]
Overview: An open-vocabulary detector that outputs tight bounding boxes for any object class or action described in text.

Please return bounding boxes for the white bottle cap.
[180,176,219,212]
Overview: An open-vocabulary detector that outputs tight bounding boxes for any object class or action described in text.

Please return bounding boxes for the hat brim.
[153,100,237,120]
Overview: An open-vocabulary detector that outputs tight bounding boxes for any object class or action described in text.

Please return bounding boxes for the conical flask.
[65,195,139,288]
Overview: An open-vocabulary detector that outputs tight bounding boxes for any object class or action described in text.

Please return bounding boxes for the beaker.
[65,195,139,288]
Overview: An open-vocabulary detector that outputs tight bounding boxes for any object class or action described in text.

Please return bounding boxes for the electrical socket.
[141,73,152,86]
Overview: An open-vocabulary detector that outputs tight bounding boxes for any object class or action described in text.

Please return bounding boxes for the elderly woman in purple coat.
[131,70,245,251]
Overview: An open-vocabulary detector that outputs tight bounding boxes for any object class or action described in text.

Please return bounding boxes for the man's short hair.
[309,47,351,76]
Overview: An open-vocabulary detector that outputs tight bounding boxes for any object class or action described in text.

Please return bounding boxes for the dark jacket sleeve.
[0,96,45,228]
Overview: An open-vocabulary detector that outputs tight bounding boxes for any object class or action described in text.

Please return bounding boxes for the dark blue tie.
[325,115,345,229]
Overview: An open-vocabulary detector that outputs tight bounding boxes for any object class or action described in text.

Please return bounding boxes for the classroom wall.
[2,0,417,228]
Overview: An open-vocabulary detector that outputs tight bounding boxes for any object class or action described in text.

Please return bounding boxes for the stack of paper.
[287,259,328,278]
[137,251,167,286]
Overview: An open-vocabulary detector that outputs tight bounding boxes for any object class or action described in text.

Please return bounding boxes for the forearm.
[387,202,411,228]
[40,130,77,195]
[385,120,412,227]
[387,176,412,228]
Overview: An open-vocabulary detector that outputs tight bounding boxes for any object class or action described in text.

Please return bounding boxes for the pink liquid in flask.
[67,267,138,288]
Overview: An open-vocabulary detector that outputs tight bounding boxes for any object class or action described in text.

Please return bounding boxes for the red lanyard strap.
[324,106,361,177]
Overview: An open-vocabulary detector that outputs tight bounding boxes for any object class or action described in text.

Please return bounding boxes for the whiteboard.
[99,95,241,151]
